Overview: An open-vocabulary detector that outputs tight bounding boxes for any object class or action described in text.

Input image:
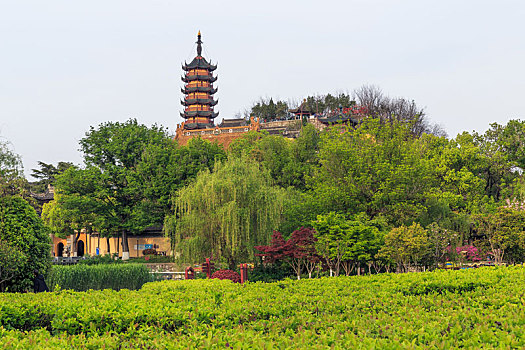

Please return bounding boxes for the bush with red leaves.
[143,248,157,256]
[211,270,241,283]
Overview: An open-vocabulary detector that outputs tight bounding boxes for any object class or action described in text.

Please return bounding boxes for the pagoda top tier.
[182,32,217,71]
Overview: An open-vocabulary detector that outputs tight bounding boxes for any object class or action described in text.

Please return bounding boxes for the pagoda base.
[174,117,260,148]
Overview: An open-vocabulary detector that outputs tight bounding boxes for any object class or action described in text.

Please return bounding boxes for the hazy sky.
[1,0,524,179]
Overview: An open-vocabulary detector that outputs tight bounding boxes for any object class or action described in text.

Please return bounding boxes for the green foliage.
[41,193,83,239]
[0,241,26,292]
[0,196,51,291]
[302,93,355,115]
[1,268,525,348]
[165,156,287,268]
[30,161,74,193]
[308,119,436,226]
[378,223,429,272]
[249,263,295,282]
[474,207,525,264]
[312,212,385,276]
[76,254,123,265]
[229,124,320,191]
[46,264,152,291]
[54,120,226,257]
[249,97,289,121]
[0,137,31,199]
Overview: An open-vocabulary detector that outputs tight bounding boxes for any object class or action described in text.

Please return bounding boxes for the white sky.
[0,0,524,178]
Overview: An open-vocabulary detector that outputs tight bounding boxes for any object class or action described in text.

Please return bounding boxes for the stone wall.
[175,117,260,148]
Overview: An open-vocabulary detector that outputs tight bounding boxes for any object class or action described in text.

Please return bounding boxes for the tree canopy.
[0,196,51,291]
[165,156,288,268]
[54,119,226,259]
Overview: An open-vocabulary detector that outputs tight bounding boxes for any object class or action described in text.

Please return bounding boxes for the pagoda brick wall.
[174,117,260,149]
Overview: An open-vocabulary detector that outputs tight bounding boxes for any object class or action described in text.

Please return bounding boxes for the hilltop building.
[175,32,263,147]
[174,32,366,148]
[180,31,219,129]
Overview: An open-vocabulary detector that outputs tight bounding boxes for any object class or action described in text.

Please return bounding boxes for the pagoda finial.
[196,31,202,56]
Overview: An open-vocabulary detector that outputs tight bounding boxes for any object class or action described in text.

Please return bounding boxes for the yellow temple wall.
[52,233,172,258]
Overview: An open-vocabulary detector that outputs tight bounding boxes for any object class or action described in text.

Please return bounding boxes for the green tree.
[310,119,436,226]
[377,223,429,272]
[312,212,385,276]
[249,98,289,121]
[42,190,99,257]
[229,124,320,192]
[0,241,26,292]
[311,212,349,276]
[426,222,460,268]
[486,119,525,170]
[30,161,74,192]
[0,196,51,291]
[55,121,226,259]
[165,156,288,268]
[0,137,29,198]
[59,119,177,259]
[136,136,226,223]
[474,207,525,264]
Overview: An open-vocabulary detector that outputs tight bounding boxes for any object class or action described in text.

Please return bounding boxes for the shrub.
[0,241,26,292]
[77,254,122,265]
[46,263,152,291]
[249,263,294,282]
[0,196,51,292]
[143,248,157,256]
[211,269,241,283]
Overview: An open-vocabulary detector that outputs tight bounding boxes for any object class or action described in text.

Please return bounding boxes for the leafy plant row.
[46,264,153,291]
[1,267,525,349]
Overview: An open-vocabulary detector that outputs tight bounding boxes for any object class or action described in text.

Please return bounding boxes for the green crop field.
[1,267,525,349]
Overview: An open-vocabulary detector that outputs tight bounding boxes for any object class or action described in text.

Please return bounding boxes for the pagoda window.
[187,81,211,88]
[187,92,209,99]
[188,69,209,75]
[186,105,211,112]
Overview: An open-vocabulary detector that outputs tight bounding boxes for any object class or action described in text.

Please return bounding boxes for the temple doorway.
[77,240,85,257]
[57,242,64,257]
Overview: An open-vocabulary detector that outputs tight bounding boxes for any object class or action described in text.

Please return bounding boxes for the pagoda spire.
[196,31,202,56]
[180,32,218,130]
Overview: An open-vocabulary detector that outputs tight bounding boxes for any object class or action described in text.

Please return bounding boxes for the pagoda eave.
[181,111,219,118]
[181,86,218,94]
[181,99,218,106]
[181,75,217,83]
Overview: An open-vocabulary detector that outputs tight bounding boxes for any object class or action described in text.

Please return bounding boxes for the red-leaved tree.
[255,228,319,279]
[254,231,287,263]
[283,227,319,279]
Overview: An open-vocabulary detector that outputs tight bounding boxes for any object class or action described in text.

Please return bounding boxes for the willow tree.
[165,157,287,268]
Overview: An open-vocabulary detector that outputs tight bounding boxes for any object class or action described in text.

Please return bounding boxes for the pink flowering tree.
[455,245,481,262]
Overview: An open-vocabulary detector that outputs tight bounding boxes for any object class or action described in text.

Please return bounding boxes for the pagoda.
[180,31,219,129]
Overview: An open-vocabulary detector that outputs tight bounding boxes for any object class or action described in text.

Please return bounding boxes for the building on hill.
[31,184,55,215]
[180,31,219,130]
[175,32,262,147]
[175,32,368,148]
[289,100,315,119]
[311,105,368,131]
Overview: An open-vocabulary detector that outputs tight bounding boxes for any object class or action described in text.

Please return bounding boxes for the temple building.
[174,32,366,148]
[289,100,315,119]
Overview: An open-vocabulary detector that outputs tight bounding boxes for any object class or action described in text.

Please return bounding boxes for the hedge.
[46,263,153,291]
